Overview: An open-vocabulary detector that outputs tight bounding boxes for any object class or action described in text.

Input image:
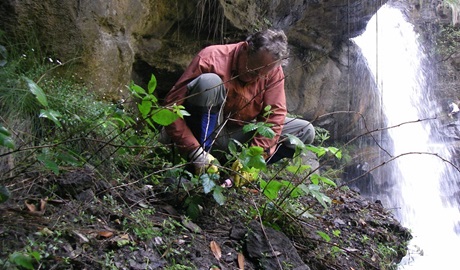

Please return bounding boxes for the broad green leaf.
[29,251,41,262]
[309,184,331,208]
[316,231,331,242]
[147,74,157,94]
[37,153,60,175]
[305,145,326,157]
[56,151,81,166]
[151,108,179,126]
[200,174,215,194]
[242,123,258,133]
[0,126,11,136]
[228,140,238,156]
[172,104,190,118]
[257,125,275,139]
[290,183,309,198]
[39,109,62,128]
[138,100,152,118]
[130,81,146,95]
[23,76,48,107]
[328,147,342,159]
[286,163,311,174]
[212,186,226,205]
[247,146,264,156]
[0,132,15,149]
[260,180,283,200]
[143,94,158,103]
[186,202,201,220]
[9,252,35,270]
[310,174,320,185]
[310,173,336,187]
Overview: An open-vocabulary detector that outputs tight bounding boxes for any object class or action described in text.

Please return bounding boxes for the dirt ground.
[0,167,411,270]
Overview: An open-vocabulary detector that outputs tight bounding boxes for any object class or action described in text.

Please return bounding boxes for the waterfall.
[353,5,460,269]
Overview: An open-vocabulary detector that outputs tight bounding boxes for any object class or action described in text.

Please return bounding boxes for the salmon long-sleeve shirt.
[163,42,287,156]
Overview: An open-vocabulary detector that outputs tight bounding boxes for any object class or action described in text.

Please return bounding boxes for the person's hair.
[246,29,289,64]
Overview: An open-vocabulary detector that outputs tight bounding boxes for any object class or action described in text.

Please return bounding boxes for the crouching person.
[162,28,315,182]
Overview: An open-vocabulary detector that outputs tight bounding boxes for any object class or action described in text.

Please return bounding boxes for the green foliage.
[0,124,14,149]
[8,250,41,270]
[242,121,275,139]
[435,24,460,60]
[129,74,189,128]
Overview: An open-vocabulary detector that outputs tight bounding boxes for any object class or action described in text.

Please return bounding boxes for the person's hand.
[231,159,258,187]
[189,147,219,175]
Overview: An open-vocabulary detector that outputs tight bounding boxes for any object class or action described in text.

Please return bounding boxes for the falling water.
[354,5,460,269]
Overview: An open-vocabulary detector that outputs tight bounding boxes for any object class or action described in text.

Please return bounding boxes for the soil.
[0,167,411,270]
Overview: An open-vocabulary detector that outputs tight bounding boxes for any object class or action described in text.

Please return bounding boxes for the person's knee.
[301,122,315,144]
[186,73,225,108]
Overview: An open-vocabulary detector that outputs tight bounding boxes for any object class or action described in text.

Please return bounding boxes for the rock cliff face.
[0,0,387,141]
[0,0,457,141]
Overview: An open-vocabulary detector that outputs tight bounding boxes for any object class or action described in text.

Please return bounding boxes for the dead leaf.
[25,200,36,212]
[119,234,130,240]
[237,253,245,270]
[181,216,202,233]
[40,198,47,212]
[24,198,47,215]
[210,240,221,260]
[97,231,114,238]
[73,230,89,243]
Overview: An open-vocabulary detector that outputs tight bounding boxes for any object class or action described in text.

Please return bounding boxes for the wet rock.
[246,220,311,270]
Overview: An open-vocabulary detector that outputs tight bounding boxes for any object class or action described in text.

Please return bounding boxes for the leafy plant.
[129,74,189,128]
[0,124,14,149]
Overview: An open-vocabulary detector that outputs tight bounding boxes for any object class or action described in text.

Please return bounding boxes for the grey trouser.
[185,73,315,160]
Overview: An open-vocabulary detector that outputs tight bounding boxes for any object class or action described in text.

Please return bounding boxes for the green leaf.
[212,186,226,205]
[291,183,309,198]
[172,104,190,118]
[286,163,311,174]
[310,173,336,187]
[0,126,11,136]
[327,147,342,159]
[138,100,152,118]
[186,202,201,220]
[305,145,327,157]
[257,125,275,139]
[200,174,215,194]
[39,109,62,128]
[151,108,179,126]
[0,132,15,149]
[130,81,146,95]
[9,252,35,270]
[147,74,157,94]
[0,185,10,203]
[23,76,48,107]
[316,231,331,242]
[228,140,238,156]
[37,153,60,175]
[260,180,283,200]
[242,123,258,133]
[309,184,331,208]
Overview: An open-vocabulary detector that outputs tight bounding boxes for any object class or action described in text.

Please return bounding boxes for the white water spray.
[354,5,460,269]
